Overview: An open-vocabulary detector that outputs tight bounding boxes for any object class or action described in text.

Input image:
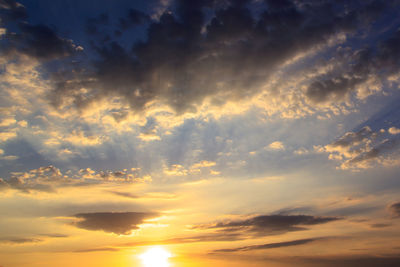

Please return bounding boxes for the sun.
[139,246,172,267]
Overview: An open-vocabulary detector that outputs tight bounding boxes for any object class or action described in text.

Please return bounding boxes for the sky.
[1,0,400,266]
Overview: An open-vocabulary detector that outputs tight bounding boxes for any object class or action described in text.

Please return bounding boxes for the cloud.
[163,160,218,177]
[267,141,285,151]
[122,232,244,248]
[287,255,400,267]
[305,14,400,104]
[0,0,27,22]
[107,190,177,199]
[322,126,400,169]
[46,0,397,117]
[0,165,151,193]
[72,211,159,235]
[389,127,400,135]
[0,1,81,61]
[389,202,400,217]
[193,214,340,236]
[212,237,321,253]
[0,237,42,244]
[74,247,120,253]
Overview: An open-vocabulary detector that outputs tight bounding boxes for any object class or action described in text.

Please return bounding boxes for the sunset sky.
[1,0,400,266]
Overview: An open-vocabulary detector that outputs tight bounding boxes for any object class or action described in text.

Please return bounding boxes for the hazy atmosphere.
[1,0,400,266]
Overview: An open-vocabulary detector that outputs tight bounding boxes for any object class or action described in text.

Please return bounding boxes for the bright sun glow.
[139,246,172,267]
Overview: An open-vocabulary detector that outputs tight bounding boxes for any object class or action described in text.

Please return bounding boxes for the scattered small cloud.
[267,141,285,151]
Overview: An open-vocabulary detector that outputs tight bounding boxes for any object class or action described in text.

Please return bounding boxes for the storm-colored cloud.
[306,28,400,103]
[389,202,400,217]
[0,0,27,22]
[0,0,81,61]
[73,211,159,235]
[41,0,398,116]
[193,214,340,236]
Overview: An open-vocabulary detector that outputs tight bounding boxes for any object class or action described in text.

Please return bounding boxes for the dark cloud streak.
[73,211,158,235]
[47,0,397,114]
[193,214,341,236]
[212,237,321,253]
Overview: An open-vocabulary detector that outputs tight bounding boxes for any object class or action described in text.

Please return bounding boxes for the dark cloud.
[306,28,400,103]
[370,223,391,228]
[347,138,399,165]
[74,247,120,253]
[0,0,27,22]
[122,232,244,248]
[389,202,400,217]
[0,1,80,60]
[212,237,321,253]
[38,233,69,238]
[193,214,340,236]
[324,125,400,169]
[73,211,158,235]
[48,0,396,114]
[287,255,400,267]
[0,237,42,244]
[329,126,376,149]
[6,23,80,60]
[107,190,139,199]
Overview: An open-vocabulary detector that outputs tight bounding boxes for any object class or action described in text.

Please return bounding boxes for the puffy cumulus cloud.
[163,160,218,177]
[267,141,285,151]
[72,211,159,235]
[43,0,399,119]
[321,126,400,170]
[388,127,400,135]
[192,214,340,237]
[0,165,151,193]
